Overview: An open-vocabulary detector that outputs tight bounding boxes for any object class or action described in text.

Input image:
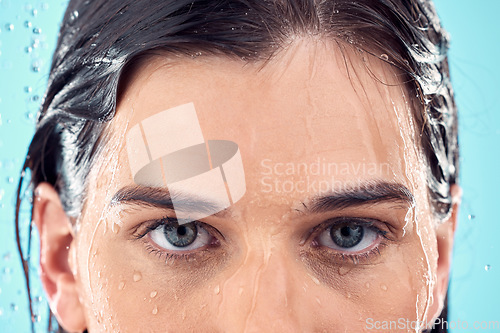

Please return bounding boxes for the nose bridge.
[217,239,303,332]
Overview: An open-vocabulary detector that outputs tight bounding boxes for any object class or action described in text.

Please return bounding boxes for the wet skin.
[36,39,457,332]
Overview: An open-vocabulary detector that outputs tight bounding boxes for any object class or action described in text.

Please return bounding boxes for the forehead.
[112,39,420,199]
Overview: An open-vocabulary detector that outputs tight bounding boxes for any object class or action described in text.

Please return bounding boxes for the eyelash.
[134,216,390,265]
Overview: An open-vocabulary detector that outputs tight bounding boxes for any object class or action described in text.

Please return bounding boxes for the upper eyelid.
[135,217,225,242]
[307,217,385,240]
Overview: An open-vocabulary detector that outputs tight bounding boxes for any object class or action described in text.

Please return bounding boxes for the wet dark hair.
[16,0,457,332]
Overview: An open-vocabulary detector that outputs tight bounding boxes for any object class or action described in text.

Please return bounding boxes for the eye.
[316,220,380,253]
[148,220,214,252]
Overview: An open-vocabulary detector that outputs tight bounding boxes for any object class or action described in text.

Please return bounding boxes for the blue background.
[0,0,499,332]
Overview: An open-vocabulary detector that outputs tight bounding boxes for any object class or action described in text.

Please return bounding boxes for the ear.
[33,183,87,332]
[430,184,461,321]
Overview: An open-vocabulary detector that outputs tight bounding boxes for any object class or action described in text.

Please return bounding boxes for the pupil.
[177,226,186,236]
[340,227,351,237]
[330,225,364,248]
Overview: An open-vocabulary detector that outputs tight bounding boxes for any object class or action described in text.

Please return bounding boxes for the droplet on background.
[118,281,125,290]
[152,305,158,315]
[468,214,476,220]
[32,9,38,17]
[32,27,41,34]
[380,54,389,61]
[24,86,32,93]
[4,24,14,31]
[150,290,157,298]
[24,21,32,28]
[485,265,491,271]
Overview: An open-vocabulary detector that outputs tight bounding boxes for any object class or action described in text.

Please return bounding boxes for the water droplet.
[485,265,491,271]
[338,266,351,276]
[150,290,157,298]
[133,271,142,282]
[25,46,32,54]
[152,305,158,315]
[118,281,125,290]
[365,282,370,289]
[3,23,14,33]
[24,21,32,28]
[309,275,320,285]
[380,54,389,61]
[10,303,18,311]
[316,297,321,305]
[238,287,244,296]
[7,177,13,184]
[32,65,40,73]
[32,27,41,34]
[30,95,39,102]
[111,223,120,234]
[24,86,32,93]
[380,284,388,291]
[3,253,11,261]
[468,214,476,220]
[214,285,220,295]
[69,10,79,23]
[32,9,38,17]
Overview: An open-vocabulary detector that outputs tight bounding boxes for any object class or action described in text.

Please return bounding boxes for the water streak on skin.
[242,236,272,333]
[391,97,433,330]
[85,109,132,331]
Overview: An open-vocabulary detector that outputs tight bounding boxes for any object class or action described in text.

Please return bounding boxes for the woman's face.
[60,39,453,332]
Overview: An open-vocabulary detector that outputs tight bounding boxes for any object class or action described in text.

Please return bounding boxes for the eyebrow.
[111,181,414,218]
[305,181,415,213]
[110,185,230,218]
